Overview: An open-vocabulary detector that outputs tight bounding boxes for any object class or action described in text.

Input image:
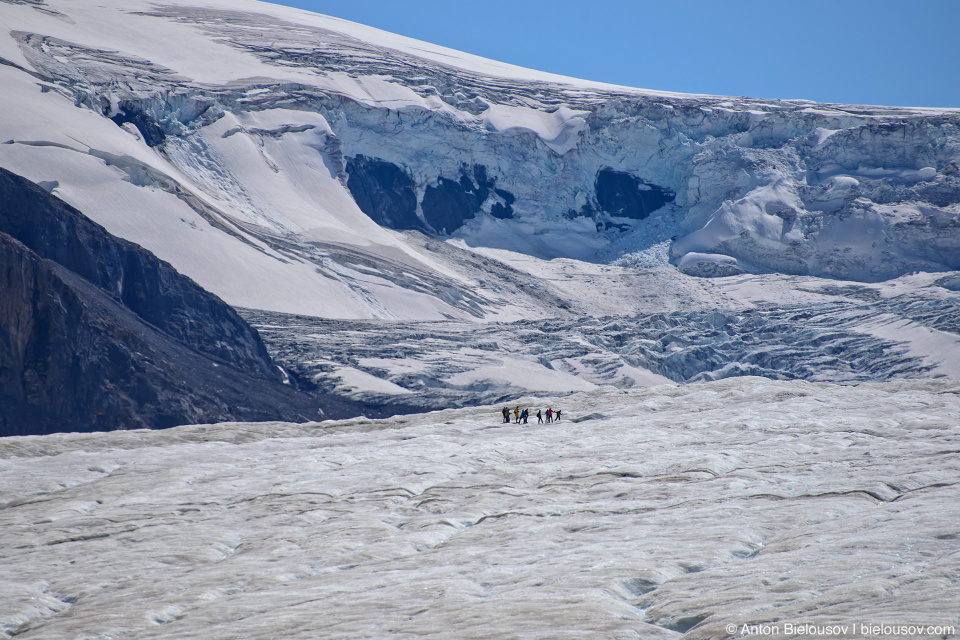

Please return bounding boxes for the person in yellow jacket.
[514,406,520,423]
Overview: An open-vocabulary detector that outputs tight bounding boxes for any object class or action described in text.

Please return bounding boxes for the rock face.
[345,158,516,236]
[0,168,359,435]
[594,169,675,221]
[0,167,276,379]
[420,164,516,234]
[344,155,423,232]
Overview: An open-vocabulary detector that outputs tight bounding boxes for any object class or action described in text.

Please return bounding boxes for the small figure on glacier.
[514,406,520,423]
[522,409,529,424]
[546,408,553,423]
[502,406,510,423]
[537,409,543,423]
[555,409,561,422]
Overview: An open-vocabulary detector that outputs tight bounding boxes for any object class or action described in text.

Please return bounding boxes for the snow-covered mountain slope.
[2,0,959,325]
[2,0,960,415]
[2,377,959,639]
[0,166,376,434]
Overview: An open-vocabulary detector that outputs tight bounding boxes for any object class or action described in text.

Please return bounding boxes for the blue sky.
[267,0,958,108]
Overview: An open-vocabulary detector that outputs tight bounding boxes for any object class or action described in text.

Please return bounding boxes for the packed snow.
[2,0,958,325]
[1,378,958,639]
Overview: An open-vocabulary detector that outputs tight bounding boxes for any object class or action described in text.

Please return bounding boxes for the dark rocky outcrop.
[0,233,309,434]
[345,155,423,231]
[595,168,675,220]
[0,167,276,379]
[422,165,513,234]
[109,101,167,147]
[0,167,368,435]
[345,158,515,236]
[421,176,478,234]
[491,188,515,220]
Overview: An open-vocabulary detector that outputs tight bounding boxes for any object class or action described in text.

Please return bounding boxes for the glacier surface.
[1,378,958,639]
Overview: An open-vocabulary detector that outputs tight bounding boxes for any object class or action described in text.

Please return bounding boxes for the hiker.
[537,409,543,423]
[514,406,520,423]
[555,409,561,422]
[502,407,510,423]
[522,409,529,424]
[546,408,553,423]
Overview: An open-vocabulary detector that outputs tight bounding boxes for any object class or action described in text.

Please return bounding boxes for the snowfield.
[2,0,960,405]
[2,0,959,323]
[2,377,959,639]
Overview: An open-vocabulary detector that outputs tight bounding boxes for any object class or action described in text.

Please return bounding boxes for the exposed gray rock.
[0,167,276,379]
[0,169,387,435]
[345,155,423,232]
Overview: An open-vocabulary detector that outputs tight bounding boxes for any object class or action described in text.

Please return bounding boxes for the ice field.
[2,377,958,639]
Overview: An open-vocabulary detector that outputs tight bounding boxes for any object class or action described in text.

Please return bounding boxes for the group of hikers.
[501,405,561,424]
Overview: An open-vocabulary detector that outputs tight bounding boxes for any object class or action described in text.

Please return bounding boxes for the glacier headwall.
[2,0,958,289]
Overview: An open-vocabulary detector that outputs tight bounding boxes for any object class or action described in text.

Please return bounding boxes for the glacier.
[2,0,960,637]
[2,378,958,638]
[1,0,959,323]
[2,0,960,411]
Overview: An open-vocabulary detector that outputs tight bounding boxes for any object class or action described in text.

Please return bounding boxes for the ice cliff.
[1,0,958,313]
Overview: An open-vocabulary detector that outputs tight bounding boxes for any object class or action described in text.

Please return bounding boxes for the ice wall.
[324,92,960,280]
[5,1,960,284]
